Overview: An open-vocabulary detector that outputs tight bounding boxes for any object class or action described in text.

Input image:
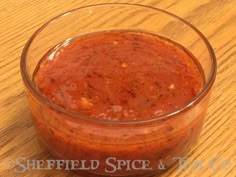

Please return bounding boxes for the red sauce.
[34,31,203,120]
[30,31,206,176]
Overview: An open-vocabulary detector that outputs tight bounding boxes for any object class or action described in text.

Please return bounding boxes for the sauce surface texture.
[34,31,203,120]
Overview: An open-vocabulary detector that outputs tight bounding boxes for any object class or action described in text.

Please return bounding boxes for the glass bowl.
[20,3,216,177]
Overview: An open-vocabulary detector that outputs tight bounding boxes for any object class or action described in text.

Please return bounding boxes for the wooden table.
[0,0,235,176]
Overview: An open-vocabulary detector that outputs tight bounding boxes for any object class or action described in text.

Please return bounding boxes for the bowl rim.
[20,3,217,125]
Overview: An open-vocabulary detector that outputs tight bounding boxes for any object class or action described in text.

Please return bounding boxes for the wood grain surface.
[0,0,235,177]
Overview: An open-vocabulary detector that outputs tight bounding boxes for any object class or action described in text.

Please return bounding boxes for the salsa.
[34,31,203,120]
[30,31,206,176]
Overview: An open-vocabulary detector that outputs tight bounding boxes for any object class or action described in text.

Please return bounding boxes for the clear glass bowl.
[20,3,216,177]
